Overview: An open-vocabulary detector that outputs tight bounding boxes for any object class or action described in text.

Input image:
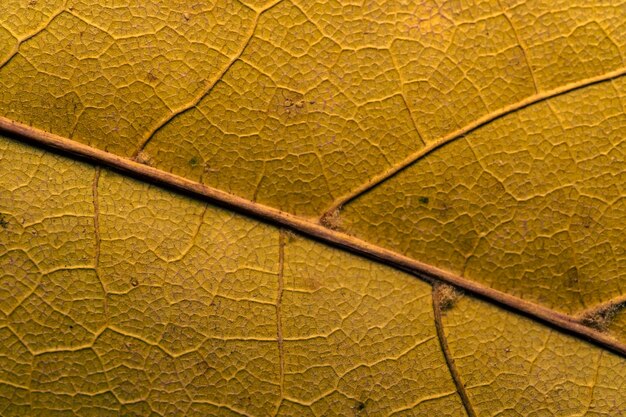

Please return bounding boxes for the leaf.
[0,1,625,416]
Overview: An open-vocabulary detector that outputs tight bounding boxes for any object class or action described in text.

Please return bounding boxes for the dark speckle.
[566,267,579,286]
[146,71,158,83]
[356,401,365,412]
[418,196,429,205]
[189,156,199,167]
[0,214,8,229]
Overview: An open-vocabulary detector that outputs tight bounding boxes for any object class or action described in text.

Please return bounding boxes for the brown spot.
[580,301,626,332]
[284,229,298,243]
[0,214,8,229]
[320,209,342,231]
[566,267,579,287]
[146,71,158,83]
[275,92,307,116]
[130,277,139,287]
[437,284,462,312]
[304,273,322,291]
[135,151,152,166]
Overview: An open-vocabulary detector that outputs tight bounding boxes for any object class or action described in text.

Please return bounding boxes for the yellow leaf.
[1,0,626,415]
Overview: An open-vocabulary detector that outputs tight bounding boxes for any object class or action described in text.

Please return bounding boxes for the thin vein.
[321,64,626,217]
[0,2,68,70]
[583,350,603,415]
[274,230,286,416]
[131,0,284,158]
[1,115,626,358]
[92,168,108,322]
[497,0,539,93]
[432,284,477,417]
[388,46,426,149]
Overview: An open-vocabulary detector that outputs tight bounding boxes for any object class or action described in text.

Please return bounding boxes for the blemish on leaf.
[279,94,306,116]
[418,196,429,205]
[189,156,199,167]
[131,277,139,287]
[284,229,298,243]
[320,208,342,231]
[0,214,8,229]
[580,301,626,332]
[146,71,158,83]
[437,284,462,312]
[135,151,153,166]
[566,266,579,286]
[354,401,366,414]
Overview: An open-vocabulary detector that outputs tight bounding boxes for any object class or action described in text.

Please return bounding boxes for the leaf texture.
[1,0,626,416]
[341,78,626,316]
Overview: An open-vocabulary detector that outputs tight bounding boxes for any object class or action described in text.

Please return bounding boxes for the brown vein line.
[92,167,108,322]
[321,65,626,217]
[432,284,477,417]
[131,0,284,158]
[1,115,626,358]
[275,230,286,415]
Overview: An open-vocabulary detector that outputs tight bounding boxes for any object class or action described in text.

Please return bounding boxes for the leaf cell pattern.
[1,0,626,415]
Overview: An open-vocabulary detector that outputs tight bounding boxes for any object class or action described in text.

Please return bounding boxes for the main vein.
[1,115,625,358]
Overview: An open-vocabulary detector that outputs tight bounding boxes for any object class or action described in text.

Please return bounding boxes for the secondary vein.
[321,64,626,218]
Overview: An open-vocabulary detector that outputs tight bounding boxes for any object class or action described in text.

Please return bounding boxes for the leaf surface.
[1,0,626,415]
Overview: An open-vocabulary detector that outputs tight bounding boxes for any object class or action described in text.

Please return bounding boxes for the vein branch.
[274,230,286,416]
[1,115,626,358]
[432,284,476,417]
[92,167,108,322]
[131,0,284,158]
[321,65,626,218]
[496,0,539,93]
[0,2,68,70]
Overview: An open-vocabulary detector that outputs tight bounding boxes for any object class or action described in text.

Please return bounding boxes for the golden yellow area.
[343,78,626,315]
[1,1,625,215]
[0,137,470,415]
[1,0,626,414]
[444,297,626,415]
[2,132,625,414]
